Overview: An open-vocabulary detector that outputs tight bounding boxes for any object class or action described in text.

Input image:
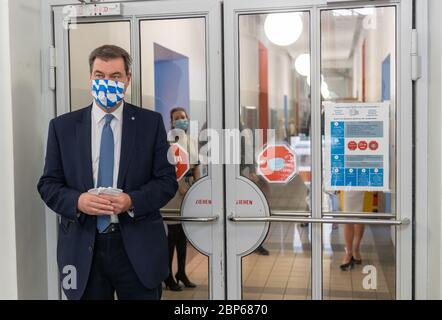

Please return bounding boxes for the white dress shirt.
[91,101,123,223]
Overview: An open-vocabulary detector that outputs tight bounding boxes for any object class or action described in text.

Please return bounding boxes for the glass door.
[49,0,413,300]
[51,0,224,300]
[224,0,412,300]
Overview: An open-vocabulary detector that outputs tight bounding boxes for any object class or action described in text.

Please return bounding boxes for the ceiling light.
[295,53,310,77]
[264,12,303,46]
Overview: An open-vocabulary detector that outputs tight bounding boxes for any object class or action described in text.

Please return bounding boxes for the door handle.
[228,215,410,226]
[272,210,396,219]
[322,212,396,218]
[161,209,218,222]
[271,210,311,216]
[163,215,218,222]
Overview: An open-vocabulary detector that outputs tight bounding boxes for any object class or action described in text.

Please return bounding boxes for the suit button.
[88,245,93,253]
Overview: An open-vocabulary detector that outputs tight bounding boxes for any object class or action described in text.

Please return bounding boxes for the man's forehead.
[92,58,125,71]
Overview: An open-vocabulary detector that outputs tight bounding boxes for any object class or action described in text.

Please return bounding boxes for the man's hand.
[99,193,133,215]
[78,193,114,216]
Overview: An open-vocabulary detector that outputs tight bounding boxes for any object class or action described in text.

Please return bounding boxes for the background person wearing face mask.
[37,45,178,300]
[163,107,200,291]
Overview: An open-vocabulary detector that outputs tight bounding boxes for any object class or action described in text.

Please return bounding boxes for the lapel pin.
[131,117,135,121]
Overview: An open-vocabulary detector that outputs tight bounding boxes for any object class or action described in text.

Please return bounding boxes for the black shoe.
[340,257,354,271]
[164,276,182,291]
[255,246,269,256]
[352,257,362,265]
[175,273,196,288]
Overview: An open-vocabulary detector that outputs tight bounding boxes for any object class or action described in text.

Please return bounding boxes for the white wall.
[0,0,19,300]
[0,0,47,299]
[239,30,259,109]
[9,0,47,299]
[364,8,396,103]
[427,0,442,300]
[140,18,207,127]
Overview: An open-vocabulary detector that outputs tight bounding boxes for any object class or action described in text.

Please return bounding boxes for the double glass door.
[50,0,413,300]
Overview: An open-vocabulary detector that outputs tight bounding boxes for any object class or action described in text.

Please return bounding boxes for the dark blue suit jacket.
[37,103,178,300]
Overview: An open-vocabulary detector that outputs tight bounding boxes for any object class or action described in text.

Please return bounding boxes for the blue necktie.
[96,114,114,232]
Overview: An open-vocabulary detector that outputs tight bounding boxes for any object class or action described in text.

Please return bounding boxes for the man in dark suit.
[37,45,178,300]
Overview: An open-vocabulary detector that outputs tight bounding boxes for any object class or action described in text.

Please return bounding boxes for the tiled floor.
[162,221,395,300]
[162,247,209,300]
[323,223,395,300]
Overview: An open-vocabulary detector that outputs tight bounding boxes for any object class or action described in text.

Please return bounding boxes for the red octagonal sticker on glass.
[257,144,297,184]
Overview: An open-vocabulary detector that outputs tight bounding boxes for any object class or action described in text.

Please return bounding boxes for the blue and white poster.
[324,102,390,192]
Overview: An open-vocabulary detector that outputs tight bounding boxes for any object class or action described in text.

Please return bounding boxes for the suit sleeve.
[37,119,82,222]
[128,113,178,219]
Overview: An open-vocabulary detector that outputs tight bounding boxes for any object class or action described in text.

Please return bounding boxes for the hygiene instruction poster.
[324,102,390,192]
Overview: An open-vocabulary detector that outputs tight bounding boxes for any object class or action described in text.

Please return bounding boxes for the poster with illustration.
[324,102,390,192]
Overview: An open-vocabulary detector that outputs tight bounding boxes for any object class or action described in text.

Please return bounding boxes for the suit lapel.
[117,103,137,189]
[76,105,94,191]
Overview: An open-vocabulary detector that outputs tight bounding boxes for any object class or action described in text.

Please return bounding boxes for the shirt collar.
[92,100,124,124]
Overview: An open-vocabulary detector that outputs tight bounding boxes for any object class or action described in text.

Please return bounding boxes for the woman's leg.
[175,224,187,277]
[353,224,365,261]
[164,224,182,290]
[167,224,177,276]
[175,224,196,287]
[342,224,355,264]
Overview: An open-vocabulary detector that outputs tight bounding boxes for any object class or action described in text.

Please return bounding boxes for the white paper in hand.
[88,187,123,195]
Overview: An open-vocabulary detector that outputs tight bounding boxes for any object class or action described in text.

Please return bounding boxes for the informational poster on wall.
[324,102,390,192]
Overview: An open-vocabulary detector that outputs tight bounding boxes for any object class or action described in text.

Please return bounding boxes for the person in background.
[163,107,200,290]
[340,191,374,270]
[239,119,270,256]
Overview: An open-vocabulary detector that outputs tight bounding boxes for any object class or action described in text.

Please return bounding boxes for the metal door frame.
[44,0,224,300]
[224,0,413,300]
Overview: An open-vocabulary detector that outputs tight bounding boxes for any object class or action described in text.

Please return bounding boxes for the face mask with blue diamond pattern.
[91,79,126,109]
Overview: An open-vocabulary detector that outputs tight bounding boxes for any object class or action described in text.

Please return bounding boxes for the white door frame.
[414,0,430,300]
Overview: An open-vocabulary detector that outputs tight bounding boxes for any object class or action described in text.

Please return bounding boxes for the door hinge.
[411,29,422,81]
[49,46,56,90]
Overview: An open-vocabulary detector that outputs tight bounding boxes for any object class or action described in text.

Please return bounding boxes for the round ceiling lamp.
[264,12,303,46]
[295,53,310,77]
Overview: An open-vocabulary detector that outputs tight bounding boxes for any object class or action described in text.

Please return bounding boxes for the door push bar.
[161,209,218,222]
[228,215,410,226]
[163,215,218,222]
[272,210,396,219]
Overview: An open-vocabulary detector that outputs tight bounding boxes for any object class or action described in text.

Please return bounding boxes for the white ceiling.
[321,13,363,62]
[246,13,363,65]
